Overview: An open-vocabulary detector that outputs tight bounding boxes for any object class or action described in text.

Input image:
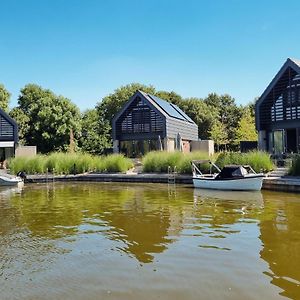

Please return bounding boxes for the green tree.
[234,107,257,145]
[97,83,156,121]
[208,120,228,151]
[0,83,10,112]
[155,90,183,106]
[14,84,81,153]
[79,109,111,154]
[204,93,242,147]
[9,107,30,144]
[180,97,217,139]
[245,98,258,118]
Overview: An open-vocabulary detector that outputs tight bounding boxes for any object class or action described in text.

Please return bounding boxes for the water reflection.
[259,191,300,299]
[7,184,184,263]
[0,183,300,299]
[193,189,264,205]
[0,186,24,235]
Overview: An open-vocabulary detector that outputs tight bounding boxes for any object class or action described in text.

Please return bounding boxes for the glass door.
[273,130,285,154]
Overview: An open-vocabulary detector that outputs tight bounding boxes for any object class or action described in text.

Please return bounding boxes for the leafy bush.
[215,151,274,173]
[8,153,133,175]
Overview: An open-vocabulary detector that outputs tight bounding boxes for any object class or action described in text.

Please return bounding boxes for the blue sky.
[1,0,300,110]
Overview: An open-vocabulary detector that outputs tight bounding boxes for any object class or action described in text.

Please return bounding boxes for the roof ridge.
[288,57,300,67]
[136,90,196,124]
[148,93,194,123]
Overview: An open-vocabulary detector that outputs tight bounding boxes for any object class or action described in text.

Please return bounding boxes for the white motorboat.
[0,174,23,186]
[191,160,264,191]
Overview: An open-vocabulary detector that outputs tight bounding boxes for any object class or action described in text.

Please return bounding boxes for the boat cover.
[216,165,248,179]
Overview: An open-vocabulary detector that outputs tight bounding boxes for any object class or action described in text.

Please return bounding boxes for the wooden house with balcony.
[255,58,300,154]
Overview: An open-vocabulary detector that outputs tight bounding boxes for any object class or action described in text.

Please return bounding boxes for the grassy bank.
[142,150,274,174]
[8,153,133,175]
[215,151,274,173]
[288,155,300,176]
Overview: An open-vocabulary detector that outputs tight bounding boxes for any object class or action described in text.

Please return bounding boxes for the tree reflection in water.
[7,184,183,263]
[0,183,300,299]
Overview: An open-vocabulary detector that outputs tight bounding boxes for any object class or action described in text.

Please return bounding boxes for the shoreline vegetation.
[8,153,133,175]
[143,151,274,174]
[8,150,274,176]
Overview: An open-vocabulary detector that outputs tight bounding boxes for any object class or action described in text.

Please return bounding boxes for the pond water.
[0,183,300,300]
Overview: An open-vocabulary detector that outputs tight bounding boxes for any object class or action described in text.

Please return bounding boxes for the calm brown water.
[0,183,300,300]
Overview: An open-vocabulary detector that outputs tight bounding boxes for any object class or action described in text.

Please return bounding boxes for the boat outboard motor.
[17,171,27,180]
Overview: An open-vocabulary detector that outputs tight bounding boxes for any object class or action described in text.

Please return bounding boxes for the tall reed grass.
[215,151,274,173]
[8,153,133,175]
[142,151,215,174]
[142,150,273,174]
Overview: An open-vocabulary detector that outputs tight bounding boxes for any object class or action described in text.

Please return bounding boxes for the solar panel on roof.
[148,95,187,121]
[171,103,194,123]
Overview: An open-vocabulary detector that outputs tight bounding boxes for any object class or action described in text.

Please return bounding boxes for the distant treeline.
[0,83,257,154]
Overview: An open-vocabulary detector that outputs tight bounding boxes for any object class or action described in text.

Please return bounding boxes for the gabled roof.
[0,109,18,129]
[139,90,196,124]
[290,58,300,67]
[255,58,300,130]
[112,90,196,125]
[256,58,300,108]
[0,108,18,143]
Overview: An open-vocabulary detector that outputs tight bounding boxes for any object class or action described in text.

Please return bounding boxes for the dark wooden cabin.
[255,58,300,154]
[112,90,198,157]
[0,109,18,163]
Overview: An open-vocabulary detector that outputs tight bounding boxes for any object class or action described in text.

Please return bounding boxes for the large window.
[120,140,161,157]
